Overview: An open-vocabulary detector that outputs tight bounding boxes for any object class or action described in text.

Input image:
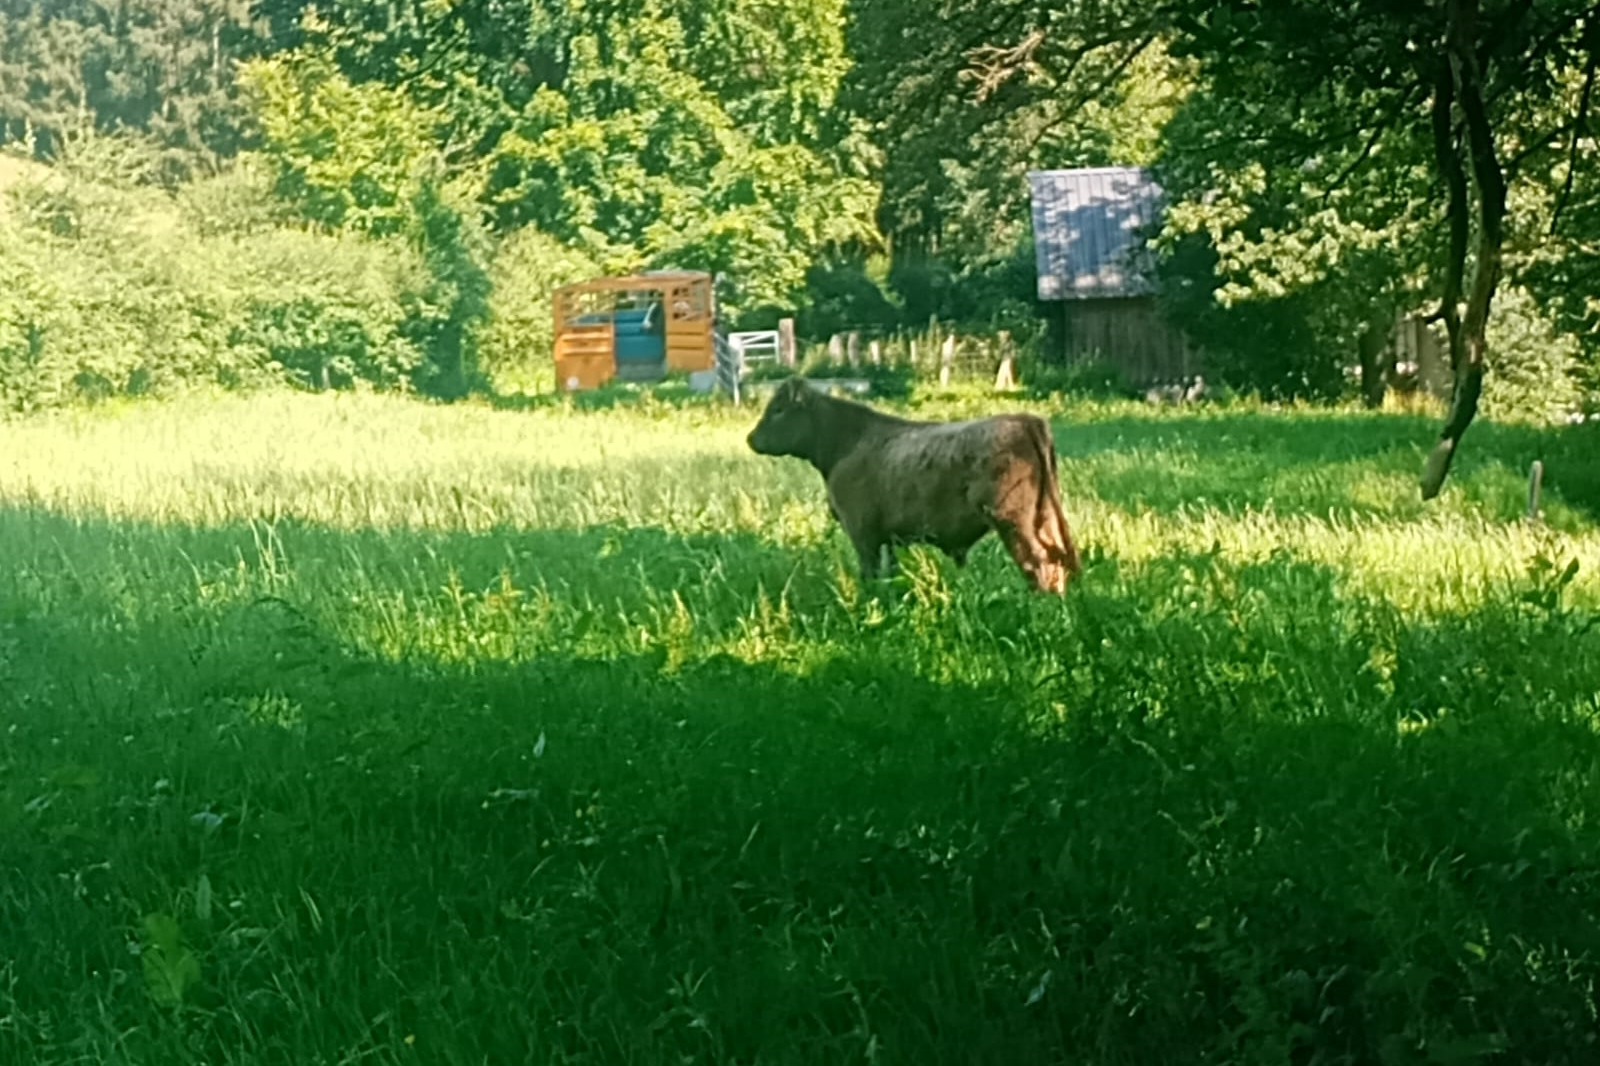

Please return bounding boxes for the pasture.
[4,387,1600,1065]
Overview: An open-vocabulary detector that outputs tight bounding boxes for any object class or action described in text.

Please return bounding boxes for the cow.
[745,377,1082,594]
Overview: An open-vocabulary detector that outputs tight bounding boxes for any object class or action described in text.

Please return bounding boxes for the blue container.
[615,331,664,364]
[569,306,666,367]
[612,304,665,365]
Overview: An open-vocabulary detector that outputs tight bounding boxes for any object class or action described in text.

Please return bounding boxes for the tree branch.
[965,19,1152,104]
[1456,56,1509,351]
[1551,23,1597,234]
[967,28,1048,101]
[1017,35,1158,154]
[1506,111,1588,175]
[1422,0,1508,501]
[1317,86,1424,204]
[1429,65,1467,370]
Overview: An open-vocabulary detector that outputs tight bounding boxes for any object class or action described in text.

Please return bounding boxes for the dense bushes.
[0,151,448,411]
[793,240,1042,344]
[224,229,435,392]
[1481,284,1585,423]
[471,226,599,394]
[0,173,238,410]
[2,124,1590,418]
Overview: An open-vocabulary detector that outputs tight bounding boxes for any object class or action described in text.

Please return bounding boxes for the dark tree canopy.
[934,0,1596,492]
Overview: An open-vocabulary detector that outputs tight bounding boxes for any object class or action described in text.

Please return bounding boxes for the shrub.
[796,256,902,340]
[1024,358,1138,399]
[224,228,432,392]
[884,238,1042,340]
[0,150,438,410]
[800,357,914,399]
[1154,231,1344,401]
[0,233,76,410]
[402,178,494,400]
[0,202,248,410]
[176,158,295,238]
[1481,284,1583,424]
[472,226,600,395]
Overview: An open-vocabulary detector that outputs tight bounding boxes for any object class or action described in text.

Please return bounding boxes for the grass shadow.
[5,502,1600,1062]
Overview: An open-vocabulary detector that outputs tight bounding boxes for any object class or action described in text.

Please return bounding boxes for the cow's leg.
[837,512,887,581]
[830,482,892,584]
[994,519,1066,594]
[851,534,886,581]
[944,529,985,568]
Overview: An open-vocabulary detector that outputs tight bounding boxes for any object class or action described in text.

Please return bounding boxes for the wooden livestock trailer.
[552,271,716,392]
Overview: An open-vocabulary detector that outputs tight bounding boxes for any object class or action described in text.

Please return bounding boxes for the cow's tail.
[1027,417,1082,584]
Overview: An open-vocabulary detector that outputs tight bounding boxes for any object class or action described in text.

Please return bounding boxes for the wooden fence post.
[828,333,843,365]
[940,335,955,389]
[909,339,919,367]
[1528,460,1545,520]
[869,339,882,366]
[994,331,1016,390]
[847,331,861,368]
[778,318,797,367]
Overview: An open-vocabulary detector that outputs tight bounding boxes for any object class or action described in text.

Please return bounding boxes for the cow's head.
[746,377,818,459]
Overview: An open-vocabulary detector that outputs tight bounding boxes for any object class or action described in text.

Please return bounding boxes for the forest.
[2,2,1596,429]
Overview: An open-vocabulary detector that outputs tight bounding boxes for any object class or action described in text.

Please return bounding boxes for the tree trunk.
[1421,0,1507,500]
[1356,314,1393,409]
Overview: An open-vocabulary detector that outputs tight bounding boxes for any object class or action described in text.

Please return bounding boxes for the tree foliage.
[480,6,877,316]
[0,131,440,409]
[2,0,1598,427]
[843,0,1190,329]
[250,0,878,320]
[936,0,1596,485]
[1155,0,1596,493]
[239,48,443,237]
[0,0,261,178]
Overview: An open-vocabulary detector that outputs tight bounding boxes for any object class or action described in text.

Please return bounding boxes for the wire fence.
[794,321,1039,385]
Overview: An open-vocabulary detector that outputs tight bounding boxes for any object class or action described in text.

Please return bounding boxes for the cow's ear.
[788,377,812,404]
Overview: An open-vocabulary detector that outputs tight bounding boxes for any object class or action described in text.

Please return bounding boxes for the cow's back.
[829,417,1008,543]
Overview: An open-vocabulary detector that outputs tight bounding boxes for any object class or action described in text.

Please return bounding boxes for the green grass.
[3,387,1599,1065]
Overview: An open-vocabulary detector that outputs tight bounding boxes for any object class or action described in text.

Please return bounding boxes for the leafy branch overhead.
[939,0,1597,491]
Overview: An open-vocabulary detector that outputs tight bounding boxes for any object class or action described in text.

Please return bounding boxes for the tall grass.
[3,389,1599,1064]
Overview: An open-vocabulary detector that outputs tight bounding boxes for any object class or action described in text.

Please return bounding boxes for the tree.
[1148,39,1441,404]
[833,1,1197,337]
[955,0,1597,494]
[240,48,490,397]
[254,0,878,320]
[238,47,443,237]
[0,0,261,177]
[1162,0,1595,496]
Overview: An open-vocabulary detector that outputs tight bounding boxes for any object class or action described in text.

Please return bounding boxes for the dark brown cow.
[746,377,1082,593]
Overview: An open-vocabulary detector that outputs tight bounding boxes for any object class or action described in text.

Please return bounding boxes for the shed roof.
[1028,167,1164,301]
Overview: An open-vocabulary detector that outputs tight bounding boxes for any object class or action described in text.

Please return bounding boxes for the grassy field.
[3,386,1600,1065]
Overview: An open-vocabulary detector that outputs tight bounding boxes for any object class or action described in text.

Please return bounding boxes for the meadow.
[4,385,1600,1065]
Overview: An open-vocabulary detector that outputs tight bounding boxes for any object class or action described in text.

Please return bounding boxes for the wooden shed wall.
[1053,296,1198,385]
